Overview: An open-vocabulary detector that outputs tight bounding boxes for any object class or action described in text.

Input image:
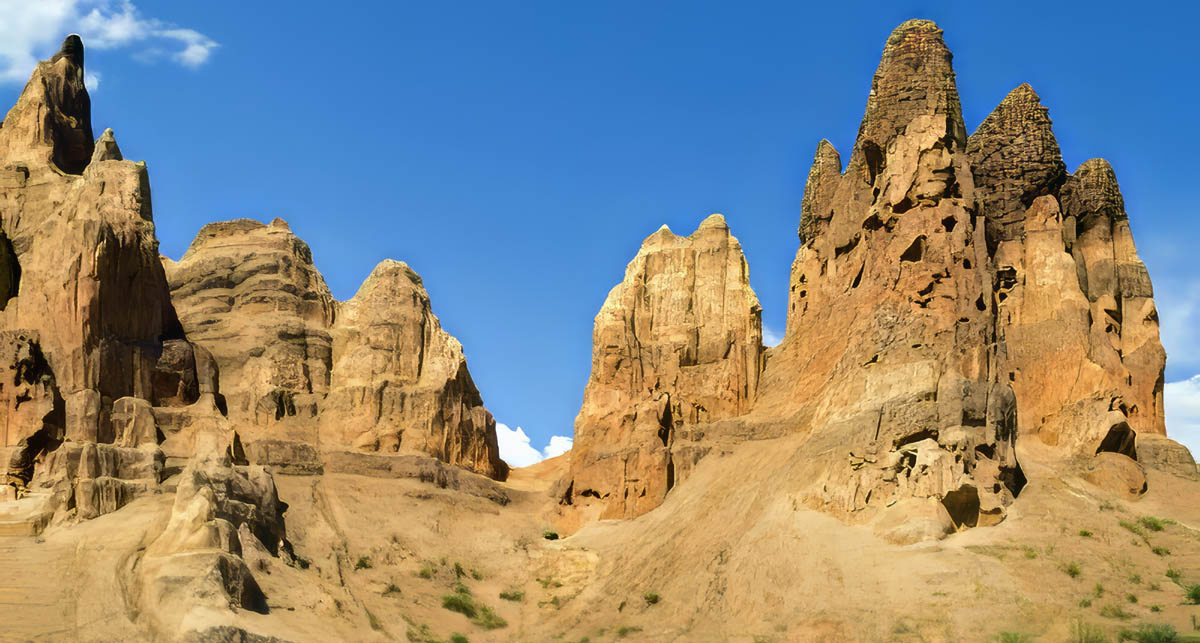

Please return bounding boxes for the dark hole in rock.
[863,140,884,186]
[863,214,883,231]
[975,295,986,311]
[917,281,935,296]
[942,484,981,529]
[1000,464,1027,497]
[666,457,675,492]
[893,197,913,214]
[658,403,673,448]
[561,482,574,505]
[900,236,926,263]
[894,429,938,450]
[963,258,972,270]
[1096,422,1137,460]
[851,264,864,289]
[974,444,995,459]
[580,488,602,499]
[941,216,957,233]
[835,235,861,258]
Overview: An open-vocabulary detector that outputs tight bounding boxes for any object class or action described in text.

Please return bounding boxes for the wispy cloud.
[0,0,217,84]
[1158,277,1200,378]
[496,422,573,468]
[763,324,783,347]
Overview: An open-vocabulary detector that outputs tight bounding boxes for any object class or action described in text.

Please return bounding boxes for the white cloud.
[1166,375,1200,457]
[0,0,217,84]
[1156,277,1200,376]
[543,435,574,459]
[496,423,573,468]
[763,324,783,347]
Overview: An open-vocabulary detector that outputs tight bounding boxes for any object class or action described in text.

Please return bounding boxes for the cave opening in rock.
[941,484,981,529]
[1096,421,1137,460]
[900,236,926,263]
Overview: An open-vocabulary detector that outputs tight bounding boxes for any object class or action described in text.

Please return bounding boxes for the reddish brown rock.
[565,214,763,519]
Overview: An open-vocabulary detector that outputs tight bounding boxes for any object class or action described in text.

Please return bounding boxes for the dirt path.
[0,535,76,642]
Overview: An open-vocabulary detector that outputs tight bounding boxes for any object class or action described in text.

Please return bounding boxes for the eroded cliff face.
[564,214,763,519]
[323,260,507,479]
[167,223,507,479]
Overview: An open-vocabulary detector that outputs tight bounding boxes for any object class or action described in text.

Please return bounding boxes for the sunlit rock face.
[565,214,764,519]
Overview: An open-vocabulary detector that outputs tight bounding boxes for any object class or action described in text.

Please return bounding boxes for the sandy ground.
[4,438,1200,642]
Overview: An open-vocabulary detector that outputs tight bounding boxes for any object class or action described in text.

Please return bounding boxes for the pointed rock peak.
[814,139,842,170]
[91,128,123,163]
[972,83,1057,142]
[357,259,426,296]
[1075,158,1117,185]
[697,213,729,232]
[799,139,843,243]
[268,217,291,230]
[51,34,85,67]
[858,19,963,149]
[643,224,678,248]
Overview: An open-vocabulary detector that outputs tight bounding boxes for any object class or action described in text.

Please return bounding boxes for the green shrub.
[1166,568,1182,582]
[543,530,560,540]
[1079,530,1093,537]
[1023,547,1038,559]
[1094,583,1106,597]
[1149,582,1161,591]
[1152,546,1170,556]
[1125,593,1138,604]
[1149,604,1162,613]
[1063,561,1082,578]
[449,635,469,643]
[442,593,477,618]
[1130,573,1142,585]
[995,633,1034,643]
[1186,584,1200,604]
[499,589,525,602]
[1139,516,1167,532]
[644,592,660,606]
[1071,618,1109,643]
[1079,598,1093,608]
[617,627,643,637]
[355,555,372,570]
[417,563,435,579]
[470,568,484,581]
[453,581,471,595]
[471,605,507,630]
[1120,520,1144,536]
[454,562,466,578]
[1118,623,1177,643]
[383,583,402,596]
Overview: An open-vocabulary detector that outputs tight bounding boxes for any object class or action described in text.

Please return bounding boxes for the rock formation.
[322,259,506,479]
[165,218,336,429]
[565,214,763,519]
[167,222,507,479]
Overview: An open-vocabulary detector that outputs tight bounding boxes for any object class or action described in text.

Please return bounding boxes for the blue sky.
[2,1,1198,464]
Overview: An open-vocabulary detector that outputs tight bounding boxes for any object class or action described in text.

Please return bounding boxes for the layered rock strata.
[564,214,763,519]
[167,224,507,479]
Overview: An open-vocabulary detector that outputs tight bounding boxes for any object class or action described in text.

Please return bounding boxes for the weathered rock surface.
[166,218,336,429]
[323,260,506,479]
[758,20,1026,535]
[565,214,763,519]
[168,222,507,479]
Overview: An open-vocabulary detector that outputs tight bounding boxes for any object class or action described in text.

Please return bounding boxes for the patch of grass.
[994,633,1034,642]
[1099,501,1117,511]
[1186,584,1200,604]
[471,605,507,630]
[417,563,435,579]
[450,635,469,643]
[499,589,525,602]
[1071,618,1109,643]
[1023,547,1038,559]
[1166,568,1182,582]
[1080,530,1094,537]
[443,593,477,618]
[538,596,562,609]
[1139,516,1167,532]
[355,555,373,570]
[537,577,563,589]
[543,530,560,540]
[1079,598,1093,608]
[1063,561,1082,578]
[454,562,466,578]
[1152,546,1171,557]
[1118,623,1177,642]
[1100,604,1133,620]
[1120,520,1145,537]
[1149,582,1161,591]
[453,581,471,595]
[1095,584,1106,598]
[1126,593,1138,604]
[405,621,439,643]
[1149,604,1162,613]
[383,583,402,596]
[470,568,484,581]
[643,592,660,606]
[617,627,643,637]
[617,600,626,612]
[1130,574,1142,585]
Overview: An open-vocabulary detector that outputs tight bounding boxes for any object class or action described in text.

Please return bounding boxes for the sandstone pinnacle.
[798,139,842,243]
[50,34,85,68]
